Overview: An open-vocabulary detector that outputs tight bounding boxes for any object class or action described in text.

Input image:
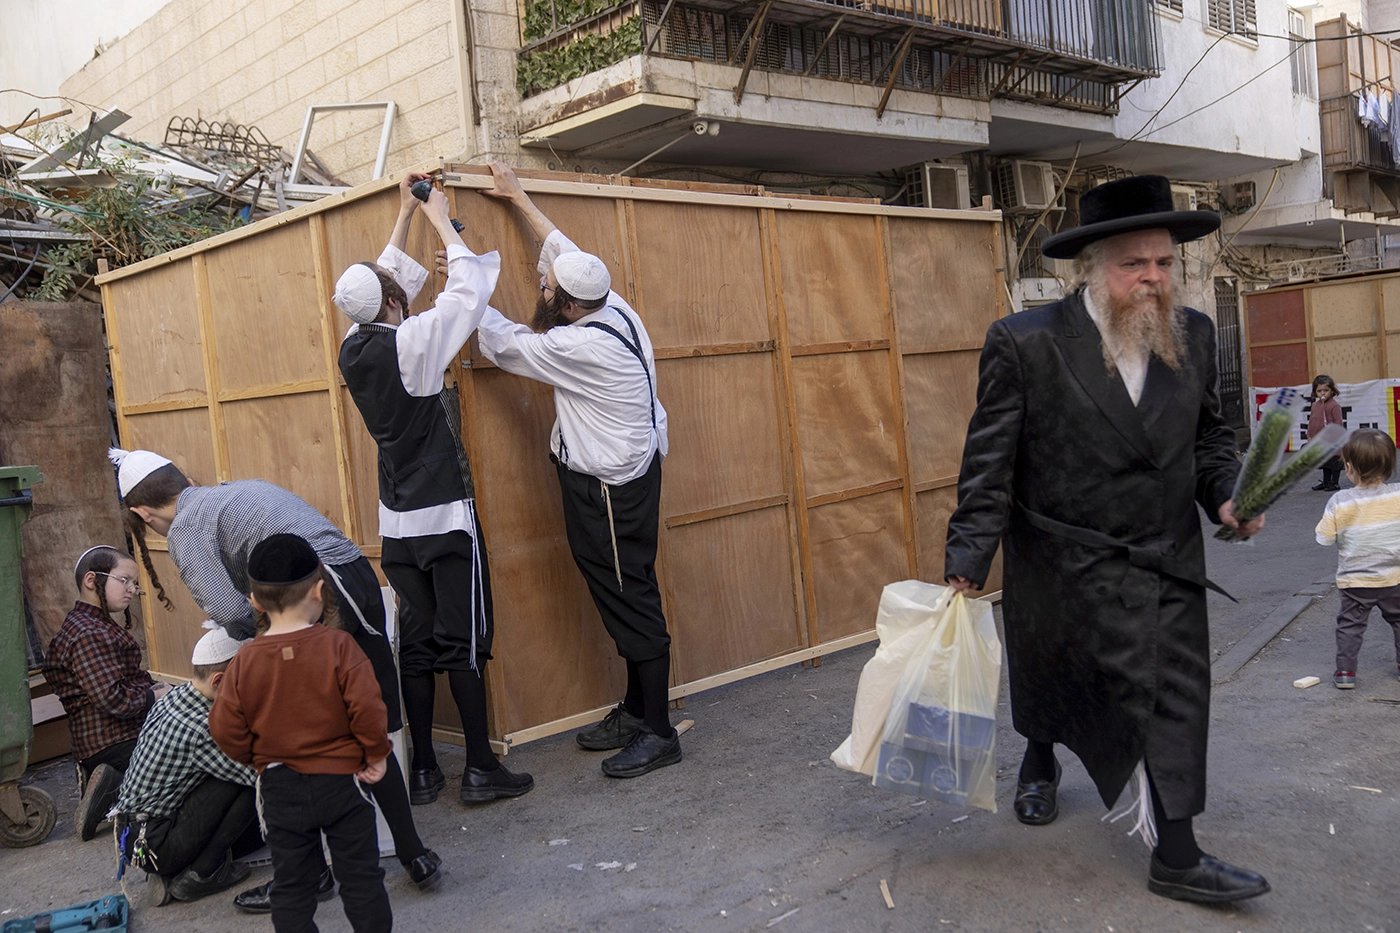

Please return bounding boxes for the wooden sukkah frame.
[95,163,1006,751]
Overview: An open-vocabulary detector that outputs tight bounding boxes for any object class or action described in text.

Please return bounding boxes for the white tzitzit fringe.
[1101,760,1157,849]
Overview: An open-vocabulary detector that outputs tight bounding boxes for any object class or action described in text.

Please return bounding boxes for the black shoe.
[1013,759,1061,826]
[233,868,335,914]
[1311,481,1329,491]
[75,763,120,842]
[601,728,682,778]
[407,849,442,891]
[167,852,252,902]
[1148,853,1271,903]
[459,763,534,803]
[576,704,645,751]
[409,766,446,805]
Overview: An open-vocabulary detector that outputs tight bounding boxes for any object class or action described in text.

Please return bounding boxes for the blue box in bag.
[873,702,995,804]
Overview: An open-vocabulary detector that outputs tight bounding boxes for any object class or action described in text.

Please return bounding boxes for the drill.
[410,179,464,232]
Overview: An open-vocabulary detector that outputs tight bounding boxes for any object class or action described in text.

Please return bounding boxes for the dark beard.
[532,291,572,332]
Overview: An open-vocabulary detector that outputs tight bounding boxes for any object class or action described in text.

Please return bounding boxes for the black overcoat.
[944,292,1239,820]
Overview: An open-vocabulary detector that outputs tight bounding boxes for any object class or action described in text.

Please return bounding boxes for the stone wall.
[59,0,467,185]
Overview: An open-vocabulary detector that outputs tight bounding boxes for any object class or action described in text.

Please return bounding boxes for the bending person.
[468,162,679,778]
[332,171,532,805]
[111,447,441,891]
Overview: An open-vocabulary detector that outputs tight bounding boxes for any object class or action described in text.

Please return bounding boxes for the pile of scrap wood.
[0,108,347,302]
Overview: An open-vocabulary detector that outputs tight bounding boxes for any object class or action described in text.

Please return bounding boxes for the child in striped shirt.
[1315,429,1400,689]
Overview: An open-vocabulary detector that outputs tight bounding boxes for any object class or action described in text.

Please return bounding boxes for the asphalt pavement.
[3,479,1398,932]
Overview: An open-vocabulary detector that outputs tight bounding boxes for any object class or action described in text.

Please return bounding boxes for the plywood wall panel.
[205,223,325,394]
[1249,342,1310,388]
[122,408,216,487]
[664,507,804,683]
[807,490,909,641]
[629,203,769,348]
[221,393,343,525]
[145,548,206,679]
[888,218,999,350]
[110,261,206,407]
[1314,335,1381,383]
[469,368,566,544]
[1311,281,1376,337]
[792,351,901,498]
[656,354,784,518]
[1246,290,1306,345]
[340,385,382,546]
[904,350,980,485]
[775,212,886,346]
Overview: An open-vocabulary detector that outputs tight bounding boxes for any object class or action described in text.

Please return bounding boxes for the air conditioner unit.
[996,160,1057,212]
[1170,184,1198,212]
[913,162,971,210]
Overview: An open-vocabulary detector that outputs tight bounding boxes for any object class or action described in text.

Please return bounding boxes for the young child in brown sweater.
[210,534,392,933]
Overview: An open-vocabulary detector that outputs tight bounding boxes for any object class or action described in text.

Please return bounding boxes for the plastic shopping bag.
[831,581,1002,812]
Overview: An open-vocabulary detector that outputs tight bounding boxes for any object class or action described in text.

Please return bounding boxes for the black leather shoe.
[1013,759,1061,826]
[408,849,442,891]
[233,868,335,913]
[1311,481,1329,491]
[459,763,534,803]
[1148,853,1271,903]
[409,766,446,805]
[576,704,645,751]
[76,763,120,842]
[601,728,682,778]
[167,852,252,902]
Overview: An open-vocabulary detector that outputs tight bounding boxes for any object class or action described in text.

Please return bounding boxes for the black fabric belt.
[1016,504,1235,602]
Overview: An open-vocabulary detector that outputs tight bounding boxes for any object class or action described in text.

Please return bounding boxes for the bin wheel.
[0,786,57,848]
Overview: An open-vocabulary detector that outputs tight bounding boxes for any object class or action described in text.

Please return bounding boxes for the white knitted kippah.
[108,448,172,498]
[552,251,610,301]
[191,621,247,666]
[333,263,384,324]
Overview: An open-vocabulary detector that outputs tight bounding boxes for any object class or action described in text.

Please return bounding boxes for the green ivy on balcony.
[523,0,627,41]
[517,17,642,96]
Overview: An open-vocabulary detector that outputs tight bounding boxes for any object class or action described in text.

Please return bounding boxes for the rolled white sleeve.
[538,229,580,276]
[477,307,600,392]
[396,244,502,397]
[377,244,429,305]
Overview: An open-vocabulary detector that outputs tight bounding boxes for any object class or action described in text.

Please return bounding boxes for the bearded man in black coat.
[945,176,1271,904]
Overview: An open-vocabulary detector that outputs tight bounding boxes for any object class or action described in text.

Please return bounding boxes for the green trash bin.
[0,465,56,848]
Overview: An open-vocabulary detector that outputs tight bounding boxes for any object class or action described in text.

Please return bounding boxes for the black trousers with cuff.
[260,768,391,933]
[142,776,261,878]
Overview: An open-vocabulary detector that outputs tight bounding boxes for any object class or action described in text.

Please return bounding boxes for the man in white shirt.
[333,173,533,806]
[466,162,680,778]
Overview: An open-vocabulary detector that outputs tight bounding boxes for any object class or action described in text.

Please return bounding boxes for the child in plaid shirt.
[43,545,167,841]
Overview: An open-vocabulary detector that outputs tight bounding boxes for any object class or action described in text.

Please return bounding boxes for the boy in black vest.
[333,172,532,804]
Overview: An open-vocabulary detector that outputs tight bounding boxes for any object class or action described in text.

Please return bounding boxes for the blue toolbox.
[0,895,128,933]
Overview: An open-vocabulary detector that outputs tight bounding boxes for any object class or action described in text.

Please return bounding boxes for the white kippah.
[191,621,247,666]
[552,251,610,302]
[333,263,384,324]
[108,448,173,498]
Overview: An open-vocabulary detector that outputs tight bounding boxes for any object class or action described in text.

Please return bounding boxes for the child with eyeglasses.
[43,545,170,841]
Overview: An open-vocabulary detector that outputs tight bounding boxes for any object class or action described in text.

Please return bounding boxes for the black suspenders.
[584,311,656,429]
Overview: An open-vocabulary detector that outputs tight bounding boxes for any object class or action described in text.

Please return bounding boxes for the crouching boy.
[115,625,261,904]
[210,534,393,933]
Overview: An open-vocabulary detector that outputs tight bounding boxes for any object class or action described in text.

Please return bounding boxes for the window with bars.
[1207,0,1256,36]
[1289,8,1315,96]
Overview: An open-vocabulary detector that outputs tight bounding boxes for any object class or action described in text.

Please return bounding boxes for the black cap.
[247,534,321,586]
[1041,175,1221,259]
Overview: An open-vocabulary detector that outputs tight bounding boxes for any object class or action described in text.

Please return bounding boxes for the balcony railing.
[519,0,1161,110]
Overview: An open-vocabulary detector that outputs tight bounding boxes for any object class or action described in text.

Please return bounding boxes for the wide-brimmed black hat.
[248,534,321,586]
[1041,175,1220,259]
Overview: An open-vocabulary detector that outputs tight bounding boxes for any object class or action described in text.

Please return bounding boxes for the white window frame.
[1204,0,1257,40]
[1288,6,1316,98]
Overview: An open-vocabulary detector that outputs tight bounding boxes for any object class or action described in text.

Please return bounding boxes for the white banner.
[1248,379,1400,450]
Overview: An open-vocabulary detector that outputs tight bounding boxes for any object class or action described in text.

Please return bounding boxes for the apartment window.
[1207,0,1256,36]
[1289,8,1316,97]
[1155,0,1184,12]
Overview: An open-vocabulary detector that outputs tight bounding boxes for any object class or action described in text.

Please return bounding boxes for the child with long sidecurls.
[43,546,168,841]
[1309,375,1345,491]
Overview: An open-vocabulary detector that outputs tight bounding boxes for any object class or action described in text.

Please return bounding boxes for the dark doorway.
[1215,276,1246,429]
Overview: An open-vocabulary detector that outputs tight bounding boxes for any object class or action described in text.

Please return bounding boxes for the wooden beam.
[914,474,960,493]
[191,254,232,482]
[1376,278,1390,377]
[876,27,918,119]
[790,338,890,356]
[803,14,849,76]
[216,378,329,403]
[121,397,209,416]
[654,340,774,359]
[309,213,362,543]
[806,477,904,510]
[733,0,775,105]
[902,339,986,355]
[2,108,72,134]
[665,494,788,528]
[878,215,920,578]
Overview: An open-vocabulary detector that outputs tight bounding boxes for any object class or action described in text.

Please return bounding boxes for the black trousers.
[555,452,671,662]
[143,777,259,877]
[260,768,391,933]
[80,738,137,776]
[326,558,402,732]
[381,529,495,675]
